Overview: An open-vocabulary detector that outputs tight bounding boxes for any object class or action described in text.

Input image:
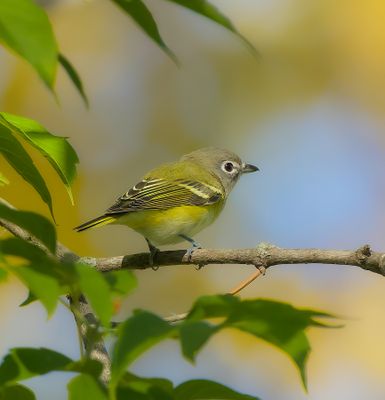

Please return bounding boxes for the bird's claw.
[185,242,202,263]
[146,238,160,270]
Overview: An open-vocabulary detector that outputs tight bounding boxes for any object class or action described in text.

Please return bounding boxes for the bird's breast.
[115,202,224,245]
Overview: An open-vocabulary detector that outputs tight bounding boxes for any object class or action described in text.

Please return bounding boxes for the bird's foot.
[146,239,160,270]
[185,244,202,262]
[179,235,202,263]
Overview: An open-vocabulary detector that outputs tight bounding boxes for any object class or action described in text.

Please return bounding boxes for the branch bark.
[88,243,385,276]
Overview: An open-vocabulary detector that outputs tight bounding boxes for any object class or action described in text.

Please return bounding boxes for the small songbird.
[75,147,258,264]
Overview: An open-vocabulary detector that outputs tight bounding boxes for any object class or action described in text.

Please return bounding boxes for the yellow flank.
[114,201,225,245]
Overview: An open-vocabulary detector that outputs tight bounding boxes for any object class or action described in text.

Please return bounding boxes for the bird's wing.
[105,178,223,214]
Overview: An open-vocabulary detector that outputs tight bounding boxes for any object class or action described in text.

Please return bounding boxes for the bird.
[75,147,258,265]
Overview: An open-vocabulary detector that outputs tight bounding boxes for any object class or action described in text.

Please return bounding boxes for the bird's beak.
[242,163,259,173]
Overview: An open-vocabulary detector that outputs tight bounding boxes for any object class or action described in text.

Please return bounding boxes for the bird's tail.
[74,215,115,232]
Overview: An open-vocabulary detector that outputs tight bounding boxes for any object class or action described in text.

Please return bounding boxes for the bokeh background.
[2,0,385,399]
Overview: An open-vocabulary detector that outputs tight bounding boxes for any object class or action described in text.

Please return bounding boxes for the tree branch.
[0,198,111,385]
[89,242,385,276]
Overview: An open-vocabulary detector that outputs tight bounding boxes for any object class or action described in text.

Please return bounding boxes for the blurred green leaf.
[0,348,71,385]
[165,0,257,55]
[179,321,217,361]
[75,263,114,327]
[67,359,103,378]
[0,268,8,282]
[111,311,175,386]
[0,203,56,253]
[59,53,89,107]
[12,348,71,376]
[0,347,103,386]
[0,355,19,386]
[1,237,78,289]
[13,265,62,316]
[19,291,37,307]
[118,372,175,398]
[13,264,61,316]
[1,238,63,315]
[174,379,259,400]
[0,124,54,218]
[0,384,36,400]
[0,0,58,88]
[181,295,335,388]
[1,237,52,264]
[0,113,79,205]
[67,374,107,400]
[104,270,137,296]
[117,373,175,400]
[110,0,177,63]
[0,172,9,186]
[187,294,238,320]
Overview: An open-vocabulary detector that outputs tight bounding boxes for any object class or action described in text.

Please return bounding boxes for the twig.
[0,198,111,385]
[228,267,265,295]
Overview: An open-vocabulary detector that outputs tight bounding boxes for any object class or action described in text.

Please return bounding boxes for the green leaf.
[175,380,259,400]
[0,124,54,218]
[111,311,175,386]
[13,348,71,376]
[59,53,89,107]
[0,355,19,386]
[117,373,174,400]
[67,374,107,400]
[0,347,103,387]
[0,172,9,186]
[19,291,37,307]
[166,0,257,55]
[104,270,137,296]
[1,238,64,315]
[0,348,72,385]
[110,0,177,63]
[75,262,114,327]
[1,237,77,288]
[67,359,103,379]
[13,265,61,316]
[0,203,56,253]
[0,384,36,400]
[187,294,238,321]
[182,295,335,388]
[0,112,79,204]
[179,321,217,361]
[0,267,8,282]
[0,0,58,88]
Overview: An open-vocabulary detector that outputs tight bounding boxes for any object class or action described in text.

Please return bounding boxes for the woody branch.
[87,243,385,276]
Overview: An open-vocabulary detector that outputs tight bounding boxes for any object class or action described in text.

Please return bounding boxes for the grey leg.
[146,238,160,270]
[179,234,202,262]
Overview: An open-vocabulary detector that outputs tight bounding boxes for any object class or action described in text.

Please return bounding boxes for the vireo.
[75,147,258,263]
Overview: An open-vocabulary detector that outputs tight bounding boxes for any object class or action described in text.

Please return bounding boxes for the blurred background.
[2,0,385,398]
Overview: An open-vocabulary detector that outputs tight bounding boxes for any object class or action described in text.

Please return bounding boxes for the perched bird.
[75,147,258,264]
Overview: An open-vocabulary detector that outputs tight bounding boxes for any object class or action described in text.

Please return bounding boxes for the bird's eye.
[222,161,235,173]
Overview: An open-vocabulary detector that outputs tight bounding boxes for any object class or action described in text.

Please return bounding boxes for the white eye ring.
[221,161,237,174]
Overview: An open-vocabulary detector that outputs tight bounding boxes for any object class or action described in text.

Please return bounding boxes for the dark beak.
[242,163,259,173]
